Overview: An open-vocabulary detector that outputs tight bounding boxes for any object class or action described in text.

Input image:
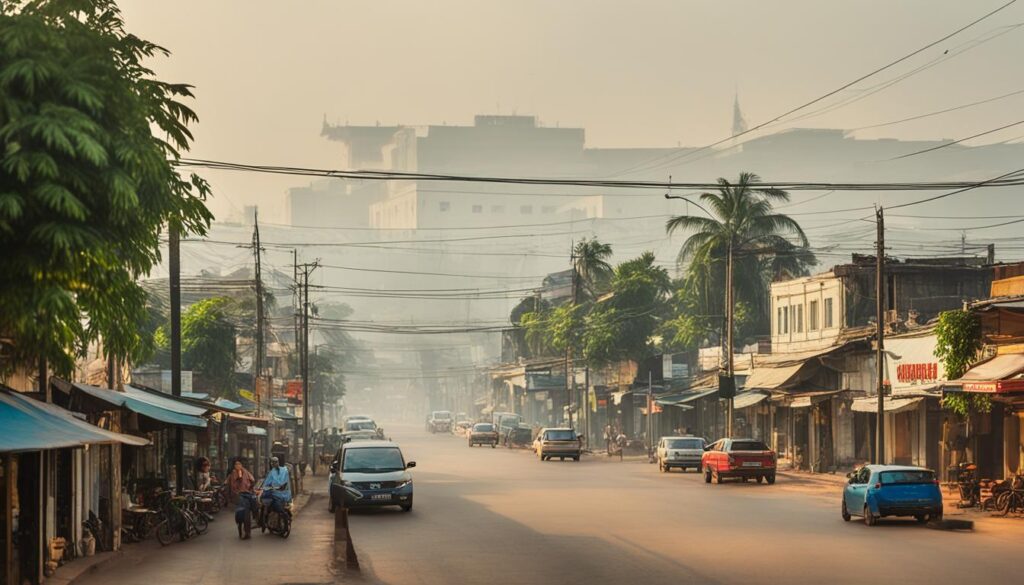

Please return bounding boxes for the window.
[520,205,533,214]
[343,447,405,473]
[879,470,935,484]
[542,205,556,214]
[491,205,505,213]
[809,300,819,331]
[729,440,769,451]
[782,306,789,334]
[777,307,784,334]
[796,304,803,333]
[544,430,576,441]
[472,205,483,213]
[824,298,834,328]
[439,201,450,212]
[665,438,703,449]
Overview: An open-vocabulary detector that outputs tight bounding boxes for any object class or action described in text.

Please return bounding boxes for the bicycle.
[154,492,205,545]
[996,474,1024,517]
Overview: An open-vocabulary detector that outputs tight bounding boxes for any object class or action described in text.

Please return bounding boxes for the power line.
[604,0,1019,177]
[850,87,1024,132]
[888,119,1024,160]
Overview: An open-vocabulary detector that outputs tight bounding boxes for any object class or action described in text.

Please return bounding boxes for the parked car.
[328,440,416,513]
[505,425,534,449]
[842,465,943,525]
[426,411,452,433]
[701,438,776,484]
[468,423,499,447]
[656,436,706,472]
[493,412,523,445]
[534,428,581,462]
[453,420,474,436]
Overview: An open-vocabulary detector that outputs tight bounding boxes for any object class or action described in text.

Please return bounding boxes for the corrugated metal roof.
[851,396,923,413]
[957,354,1024,382]
[732,391,769,410]
[67,382,207,428]
[0,390,149,453]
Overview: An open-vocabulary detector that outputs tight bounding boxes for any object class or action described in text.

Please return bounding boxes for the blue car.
[842,464,943,525]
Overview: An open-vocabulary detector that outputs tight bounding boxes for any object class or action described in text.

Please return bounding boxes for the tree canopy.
[664,172,815,350]
[0,0,212,375]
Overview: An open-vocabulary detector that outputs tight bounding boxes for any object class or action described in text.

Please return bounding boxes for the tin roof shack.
[835,255,992,333]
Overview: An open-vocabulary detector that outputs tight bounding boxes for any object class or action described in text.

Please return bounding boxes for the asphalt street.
[350,423,1023,585]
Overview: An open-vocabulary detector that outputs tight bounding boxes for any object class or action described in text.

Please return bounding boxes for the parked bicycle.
[996,473,1024,517]
[154,491,207,545]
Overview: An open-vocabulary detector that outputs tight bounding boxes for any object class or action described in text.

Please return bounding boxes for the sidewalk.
[48,485,331,585]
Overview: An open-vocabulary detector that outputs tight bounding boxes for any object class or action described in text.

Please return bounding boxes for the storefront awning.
[732,391,769,410]
[61,381,207,428]
[785,390,842,409]
[851,396,924,414]
[948,354,1024,393]
[742,363,804,391]
[0,389,149,453]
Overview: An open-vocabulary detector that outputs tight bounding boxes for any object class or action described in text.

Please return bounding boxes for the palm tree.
[666,172,811,434]
[572,238,613,299]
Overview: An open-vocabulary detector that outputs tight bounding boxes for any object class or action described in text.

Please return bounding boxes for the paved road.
[76,493,340,585]
[352,423,1022,585]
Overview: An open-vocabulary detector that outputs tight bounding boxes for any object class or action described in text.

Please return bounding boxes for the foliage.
[155,297,237,395]
[941,393,992,417]
[933,309,982,380]
[0,0,213,375]
[665,172,815,342]
[573,238,613,299]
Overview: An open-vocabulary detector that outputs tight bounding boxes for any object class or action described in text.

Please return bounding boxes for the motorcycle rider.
[259,457,292,527]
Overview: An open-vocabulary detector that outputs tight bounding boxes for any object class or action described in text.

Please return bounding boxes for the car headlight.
[341,480,353,487]
[395,480,412,489]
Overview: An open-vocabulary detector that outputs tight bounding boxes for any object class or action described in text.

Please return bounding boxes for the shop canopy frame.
[0,387,149,453]
[53,379,208,429]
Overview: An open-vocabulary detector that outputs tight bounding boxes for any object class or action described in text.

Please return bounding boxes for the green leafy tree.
[573,238,613,298]
[0,0,213,375]
[155,297,237,395]
[934,309,989,415]
[665,172,814,343]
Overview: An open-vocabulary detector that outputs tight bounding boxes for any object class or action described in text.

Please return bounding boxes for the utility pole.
[567,242,577,430]
[297,261,319,470]
[169,224,184,494]
[253,210,264,416]
[875,207,886,465]
[725,238,735,437]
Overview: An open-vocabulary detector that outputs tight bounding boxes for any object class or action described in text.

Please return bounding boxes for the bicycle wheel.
[192,511,209,534]
[997,492,1013,516]
[155,520,175,546]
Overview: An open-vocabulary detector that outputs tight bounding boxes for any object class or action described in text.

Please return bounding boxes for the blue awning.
[215,398,244,411]
[0,389,149,453]
[272,408,300,421]
[64,382,207,428]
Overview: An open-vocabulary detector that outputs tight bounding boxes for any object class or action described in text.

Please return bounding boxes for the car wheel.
[915,514,927,523]
[756,475,764,484]
[491,443,496,449]
[328,496,337,514]
[931,510,943,522]
[573,456,580,462]
[841,499,851,522]
[766,473,776,485]
[704,468,712,483]
[713,470,722,484]
[864,506,877,526]
[401,500,413,512]
[741,477,749,483]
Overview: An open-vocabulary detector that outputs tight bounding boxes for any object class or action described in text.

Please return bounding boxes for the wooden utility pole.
[725,239,735,437]
[252,211,264,415]
[567,242,577,430]
[298,261,319,469]
[875,207,886,464]
[169,224,184,493]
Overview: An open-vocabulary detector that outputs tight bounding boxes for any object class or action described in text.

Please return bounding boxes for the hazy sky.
[119,0,1024,221]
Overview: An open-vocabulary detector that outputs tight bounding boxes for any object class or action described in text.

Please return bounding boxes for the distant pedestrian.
[604,424,613,455]
[195,457,213,491]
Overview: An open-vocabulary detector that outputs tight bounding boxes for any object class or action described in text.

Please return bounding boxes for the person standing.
[228,459,255,501]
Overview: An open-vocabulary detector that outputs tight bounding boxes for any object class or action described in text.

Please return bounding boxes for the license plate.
[741,461,762,467]
[371,494,391,501]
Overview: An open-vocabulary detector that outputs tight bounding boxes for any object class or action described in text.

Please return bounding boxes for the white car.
[657,436,706,472]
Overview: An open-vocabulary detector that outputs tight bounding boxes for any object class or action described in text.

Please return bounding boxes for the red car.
[701,438,776,484]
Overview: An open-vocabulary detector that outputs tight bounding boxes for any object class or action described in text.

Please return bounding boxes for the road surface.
[351,423,1022,585]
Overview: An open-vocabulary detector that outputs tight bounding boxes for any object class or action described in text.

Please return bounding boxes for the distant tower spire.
[732,92,748,136]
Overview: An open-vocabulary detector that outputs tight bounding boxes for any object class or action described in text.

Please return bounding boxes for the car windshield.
[666,438,703,449]
[473,424,494,432]
[879,470,935,484]
[730,441,769,451]
[545,430,576,441]
[346,421,376,431]
[343,447,405,473]
[434,412,451,420]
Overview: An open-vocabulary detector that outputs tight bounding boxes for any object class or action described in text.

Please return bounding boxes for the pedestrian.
[228,458,255,502]
[194,457,213,492]
[604,424,613,455]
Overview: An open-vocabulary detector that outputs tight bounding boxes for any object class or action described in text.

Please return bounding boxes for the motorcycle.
[258,486,292,538]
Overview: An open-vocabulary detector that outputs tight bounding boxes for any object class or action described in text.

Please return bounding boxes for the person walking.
[228,459,255,501]
[228,459,257,539]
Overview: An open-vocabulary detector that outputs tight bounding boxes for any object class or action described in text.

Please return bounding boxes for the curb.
[52,549,124,585]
